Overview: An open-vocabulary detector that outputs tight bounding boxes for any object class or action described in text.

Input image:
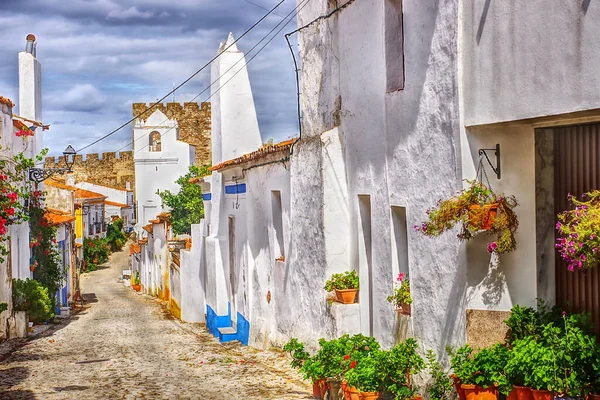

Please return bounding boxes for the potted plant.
[324,270,359,304]
[387,273,412,315]
[556,190,600,271]
[132,271,141,292]
[12,279,53,338]
[0,303,6,313]
[448,344,508,400]
[425,349,453,400]
[383,338,425,400]
[416,180,519,254]
[283,338,323,398]
[345,349,388,399]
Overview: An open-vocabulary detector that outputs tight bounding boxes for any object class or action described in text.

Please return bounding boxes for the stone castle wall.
[132,102,212,167]
[44,151,135,190]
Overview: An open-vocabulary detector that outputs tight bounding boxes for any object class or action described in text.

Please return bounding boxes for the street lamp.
[29,145,76,183]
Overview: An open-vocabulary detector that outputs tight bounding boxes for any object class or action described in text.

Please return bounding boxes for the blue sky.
[0,0,300,156]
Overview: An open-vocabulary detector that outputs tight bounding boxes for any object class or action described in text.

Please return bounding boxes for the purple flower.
[487,242,498,253]
[568,264,575,271]
[562,311,567,316]
[556,222,562,230]
[593,248,598,253]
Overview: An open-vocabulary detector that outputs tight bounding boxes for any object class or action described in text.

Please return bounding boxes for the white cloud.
[59,84,107,112]
[106,6,153,20]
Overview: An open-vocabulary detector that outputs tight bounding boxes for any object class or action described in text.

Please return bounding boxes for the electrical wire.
[76,0,287,154]
[117,0,312,156]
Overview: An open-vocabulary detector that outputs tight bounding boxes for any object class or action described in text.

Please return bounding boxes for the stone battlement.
[44,151,134,190]
[132,102,211,167]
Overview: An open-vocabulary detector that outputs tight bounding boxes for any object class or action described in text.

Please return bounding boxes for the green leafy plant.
[556,190,600,270]
[133,271,141,286]
[105,218,127,251]
[324,270,359,292]
[345,349,388,393]
[29,198,64,308]
[83,237,111,272]
[159,165,210,235]
[425,349,453,400]
[0,303,7,313]
[505,305,542,344]
[12,278,54,323]
[416,180,519,254]
[383,338,425,399]
[283,338,310,369]
[387,273,412,309]
[447,344,476,384]
[447,344,510,393]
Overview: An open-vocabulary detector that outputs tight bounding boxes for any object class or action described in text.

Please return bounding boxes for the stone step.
[218,326,238,343]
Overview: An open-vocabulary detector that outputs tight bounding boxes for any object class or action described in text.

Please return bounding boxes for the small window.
[385,0,405,92]
[149,131,161,152]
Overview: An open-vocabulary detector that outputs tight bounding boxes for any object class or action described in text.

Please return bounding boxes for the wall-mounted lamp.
[29,145,76,183]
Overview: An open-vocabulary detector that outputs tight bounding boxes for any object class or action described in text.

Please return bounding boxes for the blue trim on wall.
[202,193,212,201]
[206,303,232,337]
[236,312,250,346]
[225,183,246,195]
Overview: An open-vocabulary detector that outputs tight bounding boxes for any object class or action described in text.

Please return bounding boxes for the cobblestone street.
[0,248,311,399]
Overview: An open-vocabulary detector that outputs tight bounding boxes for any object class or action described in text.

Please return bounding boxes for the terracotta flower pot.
[319,379,328,398]
[397,302,411,316]
[348,386,360,400]
[531,390,554,400]
[358,392,381,400]
[335,288,358,304]
[589,394,600,400]
[327,379,342,400]
[514,386,533,400]
[469,203,498,230]
[461,384,498,400]
[507,388,518,400]
[312,381,323,399]
[452,374,466,400]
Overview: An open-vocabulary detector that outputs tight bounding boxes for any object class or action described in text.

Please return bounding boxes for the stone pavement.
[0,247,311,399]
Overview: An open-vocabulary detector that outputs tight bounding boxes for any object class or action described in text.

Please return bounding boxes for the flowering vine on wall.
[556,190,600,271]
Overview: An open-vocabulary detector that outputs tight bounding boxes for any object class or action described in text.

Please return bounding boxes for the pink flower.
[487,242,498,253]
[397,273,405,282]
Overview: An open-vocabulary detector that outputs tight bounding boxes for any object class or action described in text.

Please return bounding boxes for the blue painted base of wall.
[206,303,250,345]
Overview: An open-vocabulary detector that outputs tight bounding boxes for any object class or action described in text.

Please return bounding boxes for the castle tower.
[211,33,262,166]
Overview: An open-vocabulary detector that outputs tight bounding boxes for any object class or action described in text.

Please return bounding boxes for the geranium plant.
[387,273,412,310]
[383,338,425,399]
[416,180,519,254]
[324,270,359,292]
[556,190,600,270]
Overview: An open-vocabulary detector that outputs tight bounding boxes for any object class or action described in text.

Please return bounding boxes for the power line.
[76,0,287,154]
[244,0,287,18]
[117,0,311,156]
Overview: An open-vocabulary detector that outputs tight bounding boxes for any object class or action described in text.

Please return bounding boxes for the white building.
[133,109,195,228]
[74,180,134,231]
[136,2,600,351]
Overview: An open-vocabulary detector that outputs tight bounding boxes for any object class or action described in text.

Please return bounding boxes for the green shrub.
[0,303,7,313]
[383,338,425,399]
[83,237,111,271]
[283,338,310,369]
[345,348,388,393]
[324,270,359,291]
[425,350,453,400]
[12,278,54,323]
[106,218,127,251]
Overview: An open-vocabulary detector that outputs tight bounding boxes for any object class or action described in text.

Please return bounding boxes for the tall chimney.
[19,34,42,155]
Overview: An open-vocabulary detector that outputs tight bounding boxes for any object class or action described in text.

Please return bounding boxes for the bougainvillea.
[556,190,600,270]
[416,180,519,254]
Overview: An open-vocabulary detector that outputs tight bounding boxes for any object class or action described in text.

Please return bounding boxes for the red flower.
[7,192,17,205]
[350,361,356,369]
[44,249,49,256]
[343,355,350,361]
[4,207,14,216]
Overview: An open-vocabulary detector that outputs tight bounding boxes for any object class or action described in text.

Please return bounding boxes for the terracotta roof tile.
[74,188,107,201]
[105,200,129,208]
[45,209,76,226]
[210,139,295,172]
[45,179,77,191]
[0,96,14,108]
[129,244,141,255]
[139,238,148,245]
[143,224,153,233]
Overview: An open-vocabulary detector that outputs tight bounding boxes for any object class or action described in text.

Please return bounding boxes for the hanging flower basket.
[416,180,519,254]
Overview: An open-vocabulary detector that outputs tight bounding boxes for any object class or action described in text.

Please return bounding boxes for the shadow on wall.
[465,234,509,308]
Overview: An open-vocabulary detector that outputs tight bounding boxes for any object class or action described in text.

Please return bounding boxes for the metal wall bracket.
[478,144,501,180]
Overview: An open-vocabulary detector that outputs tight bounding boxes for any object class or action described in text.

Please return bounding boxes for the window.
[149,131,161,152]
[385,0,404,92]
[271,191,284,259]
[390,206,409,278]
